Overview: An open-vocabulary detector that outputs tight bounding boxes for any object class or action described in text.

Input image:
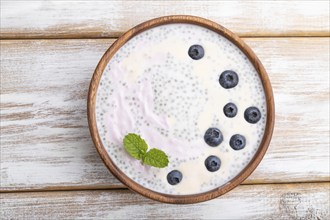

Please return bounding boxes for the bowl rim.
[87,15,275,204]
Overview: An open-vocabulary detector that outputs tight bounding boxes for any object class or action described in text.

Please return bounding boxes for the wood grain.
[88,15,275,204]
[1,1,329,39]
[1,38,329,192]
[1,183,329,219]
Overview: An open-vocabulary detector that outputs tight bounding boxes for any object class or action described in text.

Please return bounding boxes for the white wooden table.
[1,1,329,219]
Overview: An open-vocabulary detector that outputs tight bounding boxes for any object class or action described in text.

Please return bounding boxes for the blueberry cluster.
[203,73,262,171]
[167,44,263,185]
[197,45,261,172]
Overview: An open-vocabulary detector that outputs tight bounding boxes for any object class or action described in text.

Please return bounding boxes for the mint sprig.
[123,133,169,168]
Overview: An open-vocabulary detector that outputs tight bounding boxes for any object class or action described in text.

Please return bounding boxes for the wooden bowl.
[88,15,275,204]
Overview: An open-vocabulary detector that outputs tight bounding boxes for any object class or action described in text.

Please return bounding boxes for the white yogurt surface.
[95,24,267,195]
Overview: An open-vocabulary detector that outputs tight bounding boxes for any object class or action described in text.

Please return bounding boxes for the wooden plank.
[1,38,329,191]
[1,1,329,39]
[1,183,329,219]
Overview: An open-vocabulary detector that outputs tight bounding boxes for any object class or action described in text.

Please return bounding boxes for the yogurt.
[95,24,267,195]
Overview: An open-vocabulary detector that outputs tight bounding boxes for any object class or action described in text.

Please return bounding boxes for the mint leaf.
[123,133,148,160]
[123,133,169,168]
[143,148,169,168]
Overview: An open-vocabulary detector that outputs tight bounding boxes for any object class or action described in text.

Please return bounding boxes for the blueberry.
[223,102,237,118]
[167,170,183,185]
[244,106,261,124]
[205,155,221,172]
[188,45,204,60]
[204,128,223,147]
[219,70,239,89]
[230,134,246,150]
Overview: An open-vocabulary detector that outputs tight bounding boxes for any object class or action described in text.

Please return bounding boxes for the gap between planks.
[1,181,329,194]
[1,36,330,41]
